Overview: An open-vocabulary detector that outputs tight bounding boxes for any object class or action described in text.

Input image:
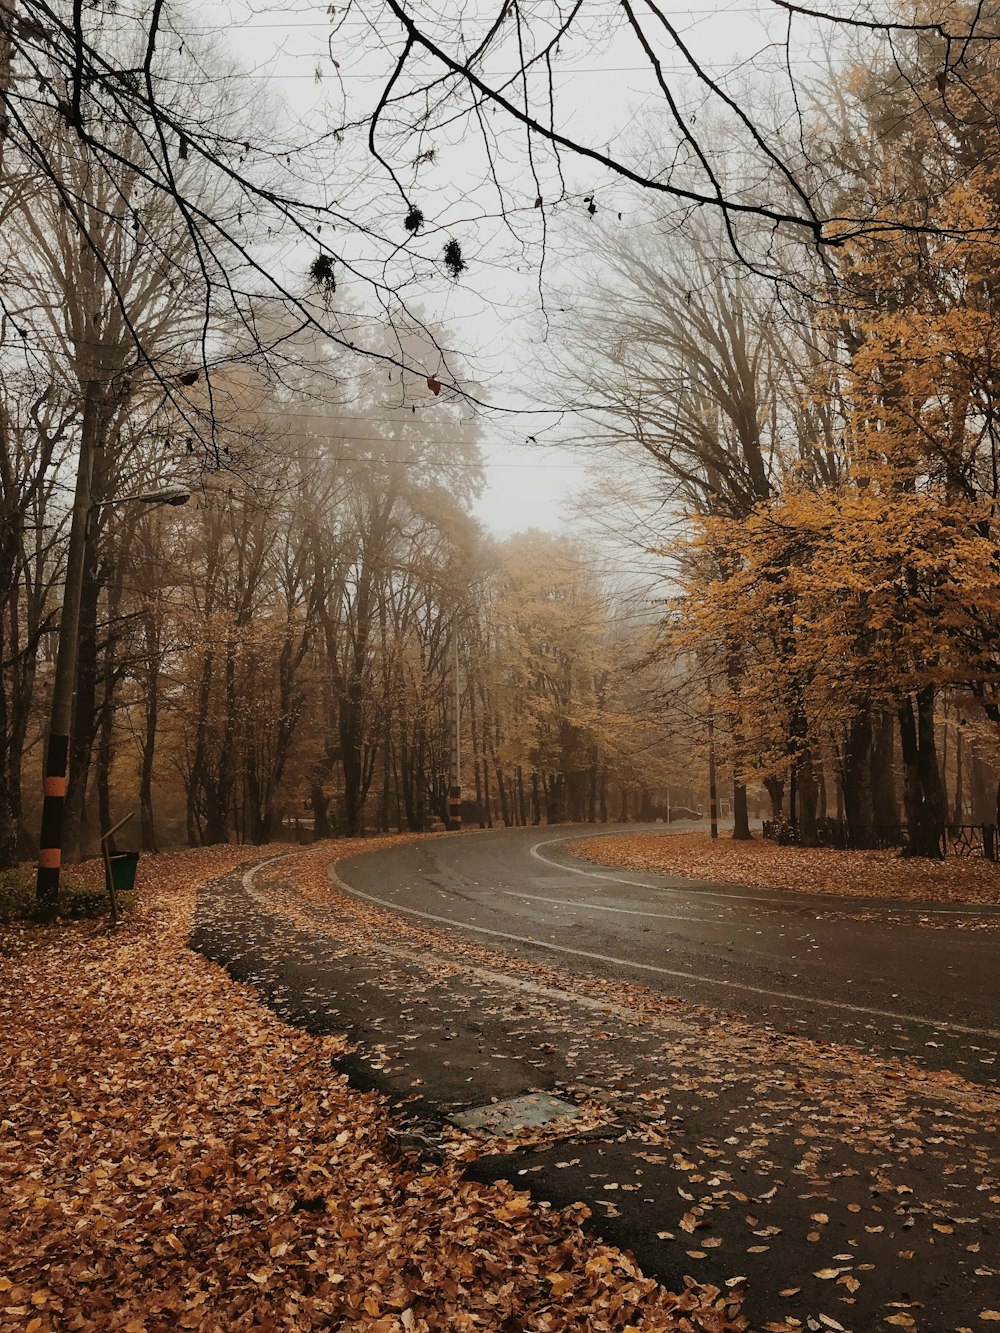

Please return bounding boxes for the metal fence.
[761,818,997,860]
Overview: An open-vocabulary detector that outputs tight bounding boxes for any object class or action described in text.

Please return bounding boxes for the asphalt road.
[336,823,1000,1080]
[192,833,1000,1331]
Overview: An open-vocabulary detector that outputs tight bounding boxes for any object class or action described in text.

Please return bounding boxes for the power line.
[280,452,595,469]
[186,6,767,30]
[170,55,847,81]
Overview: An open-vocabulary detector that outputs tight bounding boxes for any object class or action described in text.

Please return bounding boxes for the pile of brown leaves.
[0,842,746,1333]
[569,833,1000,907]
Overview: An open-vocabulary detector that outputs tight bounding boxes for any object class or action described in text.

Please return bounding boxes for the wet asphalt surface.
[191,827,1000,1333]
[334,825,1000,1081]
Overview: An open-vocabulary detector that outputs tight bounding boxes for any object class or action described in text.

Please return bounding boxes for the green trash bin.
[109,852,139,892]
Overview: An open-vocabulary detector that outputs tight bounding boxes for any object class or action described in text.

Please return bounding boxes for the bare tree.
[3,0,998,400]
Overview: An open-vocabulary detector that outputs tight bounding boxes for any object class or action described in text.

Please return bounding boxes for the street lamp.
[93,486,191,508]
[35,482,191,910]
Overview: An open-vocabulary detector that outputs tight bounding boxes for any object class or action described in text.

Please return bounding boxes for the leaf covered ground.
[0,841,745,1333]
[569,832,1000,910]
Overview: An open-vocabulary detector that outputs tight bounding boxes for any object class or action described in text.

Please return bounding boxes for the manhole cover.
[449,1092,584,1135]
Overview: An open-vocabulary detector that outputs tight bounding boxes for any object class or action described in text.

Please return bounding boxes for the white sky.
[469,442,590,534]
[216,0,816,535]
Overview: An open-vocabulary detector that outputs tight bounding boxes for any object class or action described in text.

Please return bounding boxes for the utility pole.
[708,709,719,840]
[36,383,100,910]
[448,626,461,831]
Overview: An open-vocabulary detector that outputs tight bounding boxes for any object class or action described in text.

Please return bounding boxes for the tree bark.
[62,538,102,861]
[311,781,332,838]
[732,780,752,839]
[898,687,945,858]
[952,724,964,825]
[840,706,874,846]
[796,747,819,845]
[871,709,898,826]
[763,776,784,818]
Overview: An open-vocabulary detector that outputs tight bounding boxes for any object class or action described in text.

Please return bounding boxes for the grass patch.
[0,867,125,924]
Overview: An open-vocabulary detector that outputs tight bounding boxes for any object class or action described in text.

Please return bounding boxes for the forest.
[3,2,1000,867]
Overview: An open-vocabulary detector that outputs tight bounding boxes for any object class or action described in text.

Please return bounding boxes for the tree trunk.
[871,709,898,826]
[63,547,102,861]
[0,764,18,869]
[311,781,332,838]
[796,748,819,846]
[96,682,114,852]
[587,745,598,823]
[482,754,493,828]
[340,698,365,836]
[840,706,875,847]
[763,776,784,819]
[917,683,946,850]
[952,725,964,824]
[379,731,392,833]
[470,686,485,827]
[495,759,510,826]
[139,670,158,853]
[732,780,752,839]
[898,689,945,859]
[547,772,564,823]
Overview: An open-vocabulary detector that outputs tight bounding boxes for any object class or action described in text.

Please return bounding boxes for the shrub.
[59,887,111,919]
[0,869,35,924]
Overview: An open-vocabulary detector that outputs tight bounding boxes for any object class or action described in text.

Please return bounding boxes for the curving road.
[335,823,1000,1080]
[193,830,1000,1329]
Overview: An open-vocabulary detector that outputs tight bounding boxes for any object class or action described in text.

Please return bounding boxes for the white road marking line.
[505,890,718,925]
[331,874,1000,1041]
[531,835,1000,916]
[529,836,660,889]
[243,855,288,888]
[242,854,293,905]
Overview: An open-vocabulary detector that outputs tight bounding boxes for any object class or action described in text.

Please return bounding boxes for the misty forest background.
[4,3,1000,864]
